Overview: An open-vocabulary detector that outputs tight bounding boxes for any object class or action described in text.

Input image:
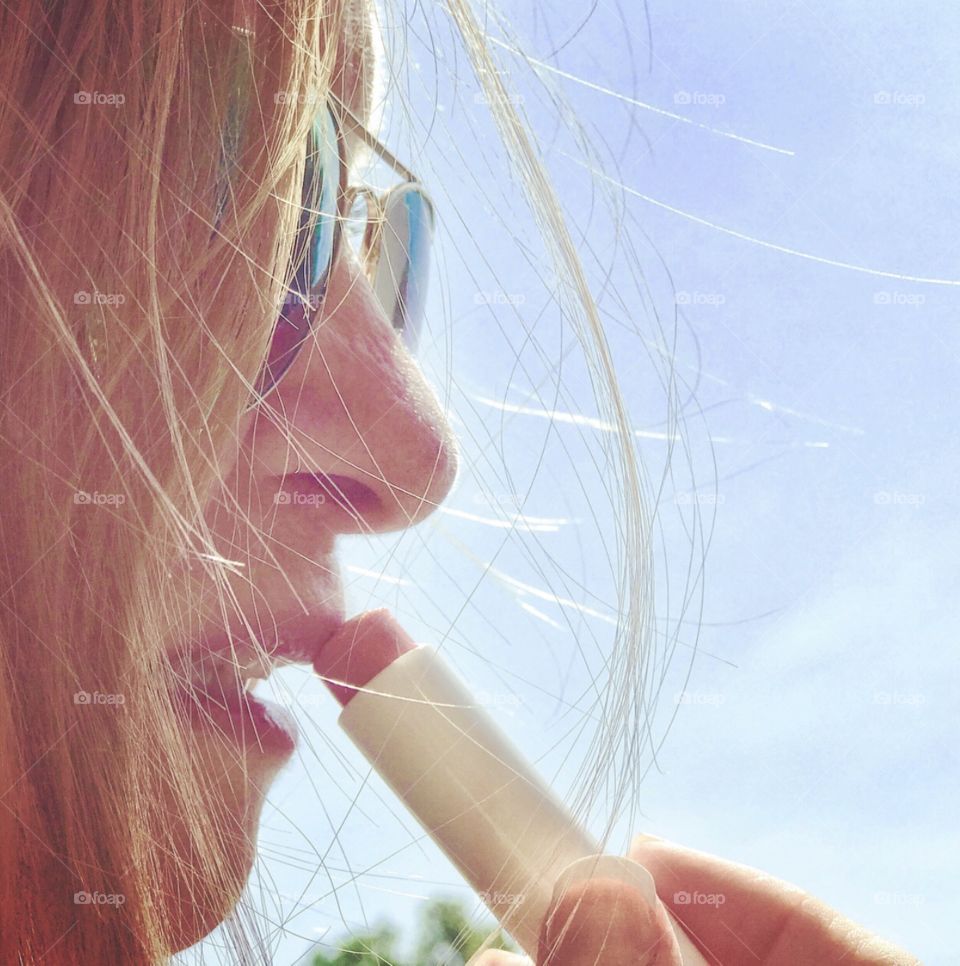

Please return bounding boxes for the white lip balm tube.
[323,619,707,964]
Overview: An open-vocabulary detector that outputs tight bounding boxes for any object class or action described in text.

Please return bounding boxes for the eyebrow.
[329,93,419,184]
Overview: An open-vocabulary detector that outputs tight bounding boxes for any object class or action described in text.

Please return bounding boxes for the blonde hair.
[0,1,345,959]
[0,0,677,961]
[442,0,659,842]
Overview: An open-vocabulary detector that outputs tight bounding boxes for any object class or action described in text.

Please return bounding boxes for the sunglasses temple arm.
[330,95,420,185]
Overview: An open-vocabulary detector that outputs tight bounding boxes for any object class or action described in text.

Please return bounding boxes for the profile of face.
[153,1,458,949]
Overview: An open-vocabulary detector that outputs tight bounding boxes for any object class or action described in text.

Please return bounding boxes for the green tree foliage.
[310,897,518,966]
[309,922,402,965]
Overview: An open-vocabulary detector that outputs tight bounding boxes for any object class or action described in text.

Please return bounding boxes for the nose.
[247,252,459,534]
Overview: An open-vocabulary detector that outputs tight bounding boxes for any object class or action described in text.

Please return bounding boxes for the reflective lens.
[369,184,435,353]
[254,106,341,397]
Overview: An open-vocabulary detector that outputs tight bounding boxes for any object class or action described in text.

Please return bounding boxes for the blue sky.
[185,3,958,963]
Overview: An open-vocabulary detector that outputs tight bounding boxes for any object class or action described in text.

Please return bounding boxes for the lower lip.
[174,687,297,757]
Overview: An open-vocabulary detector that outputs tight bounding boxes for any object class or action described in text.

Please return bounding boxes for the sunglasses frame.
[251,96,432,406]
[344,182,436,322]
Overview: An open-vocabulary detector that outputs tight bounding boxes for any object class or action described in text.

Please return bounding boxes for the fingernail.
[631,832,664,849]
[471,953,532,966]
[552,854,660,909]
[545,856,677,966]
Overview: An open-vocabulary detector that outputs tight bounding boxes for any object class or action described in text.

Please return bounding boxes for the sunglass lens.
[370,184,434,353]
[253,295,312,397]
[255,106,340,396]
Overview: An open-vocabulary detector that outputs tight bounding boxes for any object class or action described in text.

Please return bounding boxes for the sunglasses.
[249,99,435,399]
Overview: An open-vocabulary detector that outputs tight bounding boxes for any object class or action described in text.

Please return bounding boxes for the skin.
[159,3,922,961]
[160,0,458,947]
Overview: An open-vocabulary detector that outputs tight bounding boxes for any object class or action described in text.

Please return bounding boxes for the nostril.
[280,473,383,520]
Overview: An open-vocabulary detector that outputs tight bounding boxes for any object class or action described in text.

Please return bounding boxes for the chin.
[166,866,253,953]
[163,727,288,952]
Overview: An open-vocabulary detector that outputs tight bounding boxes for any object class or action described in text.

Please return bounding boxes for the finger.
[629,836,920,965]
[539,862,683,966]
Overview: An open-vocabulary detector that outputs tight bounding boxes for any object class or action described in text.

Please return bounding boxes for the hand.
[475,836,921,966]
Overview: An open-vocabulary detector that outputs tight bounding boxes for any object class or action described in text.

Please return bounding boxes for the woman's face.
[161,5,458,947]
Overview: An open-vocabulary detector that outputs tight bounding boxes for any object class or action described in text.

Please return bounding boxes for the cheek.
[161,508,339,642]
[159,491,281,623]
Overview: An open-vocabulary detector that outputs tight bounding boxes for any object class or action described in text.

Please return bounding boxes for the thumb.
[538,856,683,966]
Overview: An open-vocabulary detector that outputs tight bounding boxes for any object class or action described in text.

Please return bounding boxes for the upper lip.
[171,607,346,697]
[170,487,351,699]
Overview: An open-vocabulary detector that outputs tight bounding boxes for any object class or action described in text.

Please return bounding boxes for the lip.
[171,607,346,757]
[174,685,300,757]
